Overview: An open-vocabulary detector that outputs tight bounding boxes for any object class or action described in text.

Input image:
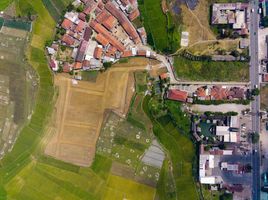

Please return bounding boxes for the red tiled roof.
[90,20,125,52]
[96,9,110,23]
[263,74,268,82]
[210,86,228,100]
[61,34,75,46]
[74,62,82,69]
[78,13,86,21]
[61,19,73,30]
[75,20,85,33]
[128,8,140,21]
[63,63,72,73]
[98,1,105,9]
[196,87,206,98]
[137,50,146,56]
[167,89,188,102]
[94,47,103,59]
[82,60,90,68]
[121,50,132,58]
[83,0,97,15]
[105,2,141,44]
[121,0,129,6]
[160,73,168,79]
[83,27,92,41]
[103,15,117,30]
[95,33,109,46]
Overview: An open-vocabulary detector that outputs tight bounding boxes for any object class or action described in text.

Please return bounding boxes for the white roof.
[223,150,233,155]
[146,50,150,57]
[46,47,56,55]
[131,48,137,55]
[209,155,215,168]
[64,12,79,24]
[233,10,246,29]
[223,134,230,142]
[216,126,229,136]
[200,177,217,184]
[85,40,97,60]
[230,132,238,142]
[230,116,239,128]
[227,164,238,171]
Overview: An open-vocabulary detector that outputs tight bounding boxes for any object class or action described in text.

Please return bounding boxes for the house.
[75,40,88,62]
[128,8,140,21]
[61,34,75,46]
[74,62,83,69]
[211,3,249,34]
[95,33,109,46]
[83,27,92,41]
[63,62,72,73]
[137,27,147,44]
[49,59,59,71]
[61,19,73,30]
[263,74,268,82]
[93,46,103,59]
[78,12,86,21]
[167,89,188,102]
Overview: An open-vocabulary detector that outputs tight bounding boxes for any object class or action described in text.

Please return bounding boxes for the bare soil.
[45,58,154,166]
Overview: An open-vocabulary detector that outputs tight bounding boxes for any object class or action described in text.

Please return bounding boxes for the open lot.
[174,56,249,81]
[45,58,155,166]
[180,0,215,45]
[261,85,268,110]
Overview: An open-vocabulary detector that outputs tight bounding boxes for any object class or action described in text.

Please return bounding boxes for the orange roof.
[128,9,140,21]
[103,15,117,30]
[167,90,188,102]
[73,62,82,69]
[96,9,110,23]
[61,34,75,46]
[95,33,109,46]
[90,20,125,52]
[75,21,85,33]
[137,50,146,56]
[121,50,132,58]
[105,2,141,44]
[210,86,228,100]
[108,45,117,54]
[94,47,103,59]
[263,74,268,82]
[160,73,168,79]
[61,19,73,30]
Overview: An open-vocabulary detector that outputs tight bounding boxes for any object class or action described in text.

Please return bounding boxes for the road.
[249,1,261,199]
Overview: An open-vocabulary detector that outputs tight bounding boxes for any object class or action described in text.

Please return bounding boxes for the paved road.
[249,1,261,199]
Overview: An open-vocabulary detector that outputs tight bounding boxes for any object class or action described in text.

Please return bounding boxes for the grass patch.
[174,56,249,81]
[81,70,99,82]
[138,0,180,53]
[0,0,13,10]
[103,174,156,200]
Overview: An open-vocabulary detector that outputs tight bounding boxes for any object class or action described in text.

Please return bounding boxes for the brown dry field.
[1,27,28,38]
[261,85,268,110]
[181,0,216,45]
[45,58,159,166]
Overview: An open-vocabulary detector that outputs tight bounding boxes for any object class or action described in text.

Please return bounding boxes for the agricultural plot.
[42,0,73,21]
[0,32,37,160]
[45,58,152,167]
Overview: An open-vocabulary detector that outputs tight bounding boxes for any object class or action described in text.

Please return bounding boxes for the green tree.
[252,88,260,96]
[230,50,240,58]
[262,16,268,27]
[220,193,233,200]
[252,132,260,144]
[103,62,112,70]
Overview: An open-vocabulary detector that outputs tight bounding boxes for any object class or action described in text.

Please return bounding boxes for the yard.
[173,56,249,81]
[261,85,268,110]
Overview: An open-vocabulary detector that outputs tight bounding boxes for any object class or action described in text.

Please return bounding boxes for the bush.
[252,132,259,144]
[103,62,112,70]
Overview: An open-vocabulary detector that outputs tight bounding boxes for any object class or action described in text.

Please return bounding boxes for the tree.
[76,5,84,13]
[230,50,240,58]
[66,3,74,12]
[245,164,252,173]
[251,132,259,144]
[85,15,90,22]
[262,16,268,27]
[252,88,260,96]
[103,62,112,70]
[220,193,233,200]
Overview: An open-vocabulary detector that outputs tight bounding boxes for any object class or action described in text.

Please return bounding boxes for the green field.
[138,0,180,53]
[103,174,156,200]
[174,56,249,81]
[42,0,73,21]
[0,0,13,10]
[143,98,199,200]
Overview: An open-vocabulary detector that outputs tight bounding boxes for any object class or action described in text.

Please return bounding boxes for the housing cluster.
[46,0,157,73]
